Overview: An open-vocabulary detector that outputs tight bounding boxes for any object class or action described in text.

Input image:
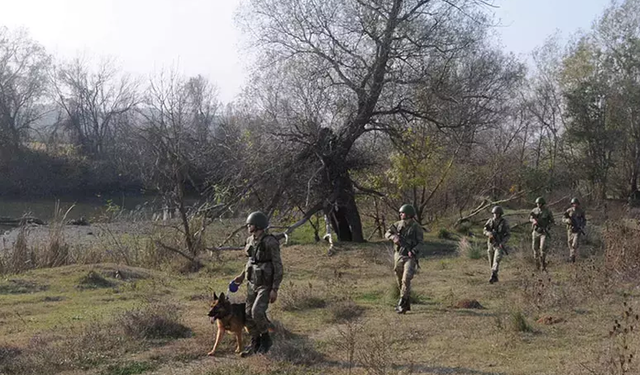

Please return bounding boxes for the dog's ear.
[219,292,226,301]
[213,292,218,301]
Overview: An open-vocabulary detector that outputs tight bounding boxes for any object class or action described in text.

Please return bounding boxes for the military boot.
[570,254,576,263]
[240,335,261,357]
[257,332,273,354]
[541,256,547,271]
[397,297,409,314]
[395,297,404,313]
[489,271,499,284]
[535,258,541,271]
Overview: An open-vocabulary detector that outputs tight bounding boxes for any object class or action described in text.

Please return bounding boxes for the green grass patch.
[0,279,48,294]
[77,271,116,289]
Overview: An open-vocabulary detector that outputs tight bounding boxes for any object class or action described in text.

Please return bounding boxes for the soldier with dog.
[233,211,283,357]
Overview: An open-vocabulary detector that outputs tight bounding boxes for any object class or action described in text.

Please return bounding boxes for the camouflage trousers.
[245,283,271,337]
[394,253,416,299]
[567,231,581,258]
[487,243,504,272]
[532,231,548,263]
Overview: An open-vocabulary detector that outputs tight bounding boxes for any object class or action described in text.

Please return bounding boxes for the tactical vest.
[246,234,276,287]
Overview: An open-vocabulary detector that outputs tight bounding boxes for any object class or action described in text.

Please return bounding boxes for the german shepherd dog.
[207,292,246,356]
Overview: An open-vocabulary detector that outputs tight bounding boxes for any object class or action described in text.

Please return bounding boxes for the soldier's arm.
[529,210,537,223]
[266,237,283,291]
[483,219,493,237]
[385,224,398,241]
[562,209,572,224]
[412,223,424,256]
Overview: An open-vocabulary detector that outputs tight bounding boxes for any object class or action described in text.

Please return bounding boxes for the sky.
[0,0,612,104]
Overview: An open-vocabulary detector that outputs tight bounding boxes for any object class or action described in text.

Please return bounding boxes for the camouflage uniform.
[483,215,510,278]
[243,232,283,337]
[529,206,555,270]
[562,206,586,261]
[385,218,424,310]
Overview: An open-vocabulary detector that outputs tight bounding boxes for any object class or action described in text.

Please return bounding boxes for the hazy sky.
[0,0,611,103]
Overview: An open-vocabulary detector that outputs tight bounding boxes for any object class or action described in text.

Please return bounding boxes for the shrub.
[279,282,326,311]
[77,271,115,289]
[116,303,192,340]
[326,300,365,323]
[510,311,532,332]
[457,236,484,259]
[267,321,323,366]
[437,228,452,239]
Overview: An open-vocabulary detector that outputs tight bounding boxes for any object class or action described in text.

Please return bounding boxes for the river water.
[0,195,162,231]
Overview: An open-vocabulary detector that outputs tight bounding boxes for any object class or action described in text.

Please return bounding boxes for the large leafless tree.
[51,57,138,158]
[239,0,520,241]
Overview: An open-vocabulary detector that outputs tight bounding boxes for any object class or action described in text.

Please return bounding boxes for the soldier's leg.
[394,254,404,291]
[492,246,504,273]
[487,243,494,270]
[398,258,416,313]
[401,258,416,299]
[244,283,258,335]
[539,234,548,270]
[566,230,573,255]
[532,232,541,269]
[241,283,260,357]
[250,286,272,336]
[569,232,579,261]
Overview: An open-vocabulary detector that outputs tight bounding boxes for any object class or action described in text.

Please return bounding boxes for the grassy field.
[0,211,638,375]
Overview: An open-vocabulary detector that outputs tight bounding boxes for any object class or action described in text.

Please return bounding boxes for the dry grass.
[2,215,640,374]
[602,221,640,281]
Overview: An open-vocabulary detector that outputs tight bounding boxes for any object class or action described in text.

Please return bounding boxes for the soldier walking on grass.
[233,211,283,357]
[483,206,511,284]
[529,197,555,271]
[385,204,424,314]
[562,197,586,263]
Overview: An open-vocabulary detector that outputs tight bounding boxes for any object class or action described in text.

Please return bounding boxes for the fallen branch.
[454,191,528,228]
[0,217,46,227]
[154,240,203,268]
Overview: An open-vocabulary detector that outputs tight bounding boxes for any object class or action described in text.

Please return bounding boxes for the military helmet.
[535,197,546,205]
[399,204,416,217]
[491,205,504,215]
[570,197,580,205]
[246,211,269,229]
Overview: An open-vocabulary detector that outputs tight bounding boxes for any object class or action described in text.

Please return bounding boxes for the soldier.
[529,197,555,271]
[385,204,424,314]
[562,197,586,263]
[233,211,283,357]
[483,206,511,284]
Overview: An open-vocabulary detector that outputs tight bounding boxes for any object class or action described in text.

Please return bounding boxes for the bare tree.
[0,27,50,157]
[239,0,521,241]
[51,57,138,158]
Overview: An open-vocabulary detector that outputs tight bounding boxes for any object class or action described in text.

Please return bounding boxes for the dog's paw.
[207,351,217,357]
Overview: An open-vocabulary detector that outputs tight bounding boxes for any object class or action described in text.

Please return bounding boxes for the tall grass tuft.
[41,202,72,268]
[457,236,483,259]
[510,311,532,332]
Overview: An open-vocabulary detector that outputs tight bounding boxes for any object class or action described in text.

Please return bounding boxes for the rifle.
[489,230,509,255]
[396,231,421,268]
[570,216,586,236]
